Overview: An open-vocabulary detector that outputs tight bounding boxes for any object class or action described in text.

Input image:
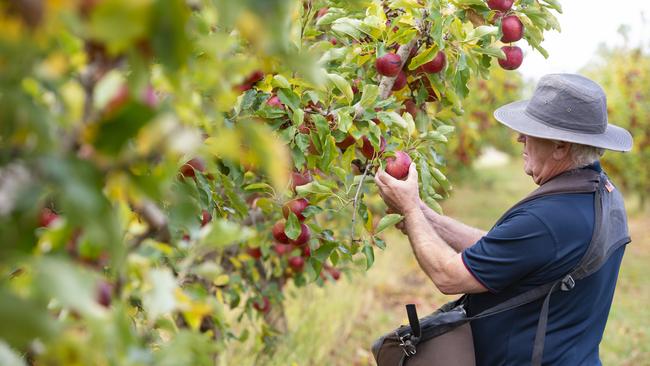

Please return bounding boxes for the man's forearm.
[402,206,458,292]
[420,200,486,252]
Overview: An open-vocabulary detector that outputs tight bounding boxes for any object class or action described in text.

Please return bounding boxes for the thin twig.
[350,163,372,243]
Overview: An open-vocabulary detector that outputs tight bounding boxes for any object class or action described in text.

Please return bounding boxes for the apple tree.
[0,0,563,364]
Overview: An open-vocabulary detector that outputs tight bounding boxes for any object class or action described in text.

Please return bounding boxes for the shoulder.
[517,193,595,233]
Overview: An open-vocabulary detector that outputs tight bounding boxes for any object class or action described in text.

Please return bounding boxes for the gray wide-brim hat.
[494,73,633,152]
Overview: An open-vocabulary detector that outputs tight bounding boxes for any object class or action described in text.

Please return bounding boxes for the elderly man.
[375,74,633,365]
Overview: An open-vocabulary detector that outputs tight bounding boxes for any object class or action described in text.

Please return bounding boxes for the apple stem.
[350,162,372,243]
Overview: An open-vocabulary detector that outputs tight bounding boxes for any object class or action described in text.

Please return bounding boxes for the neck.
[535,160,577,185]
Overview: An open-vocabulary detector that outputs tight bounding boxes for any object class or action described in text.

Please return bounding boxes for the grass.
[226,159,650,365]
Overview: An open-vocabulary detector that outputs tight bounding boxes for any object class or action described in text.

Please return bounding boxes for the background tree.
[584,44,650,208]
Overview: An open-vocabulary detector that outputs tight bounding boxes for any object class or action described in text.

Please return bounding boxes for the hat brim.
[494,100,633,152]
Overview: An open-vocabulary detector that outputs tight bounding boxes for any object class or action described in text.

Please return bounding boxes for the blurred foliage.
[445,66,523,175]
[0,0,561,364]
[584,45,650,207]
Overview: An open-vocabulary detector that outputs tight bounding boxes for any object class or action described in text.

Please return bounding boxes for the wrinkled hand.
[375,162,421,216]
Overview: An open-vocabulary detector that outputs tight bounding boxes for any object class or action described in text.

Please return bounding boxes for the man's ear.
[552,141,572,160]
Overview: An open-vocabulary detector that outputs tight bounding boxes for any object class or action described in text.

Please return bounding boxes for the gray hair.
[569,143,605,168]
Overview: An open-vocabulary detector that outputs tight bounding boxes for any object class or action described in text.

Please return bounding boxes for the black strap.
[470,282,556,320]
[406,304,421,339]
[531,281,561,366]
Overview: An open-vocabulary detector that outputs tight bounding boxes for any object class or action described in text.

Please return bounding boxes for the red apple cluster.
[487,0,524,70]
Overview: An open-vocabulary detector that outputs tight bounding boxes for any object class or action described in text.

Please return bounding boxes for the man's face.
[517,133,557,183]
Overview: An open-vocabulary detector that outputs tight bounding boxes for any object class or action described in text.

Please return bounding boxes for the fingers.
[406,162,419,183]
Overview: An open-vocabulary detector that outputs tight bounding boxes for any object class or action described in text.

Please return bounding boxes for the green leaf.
[272,75,291,89]
[94,102,155,155]
[0,289,57,349]
[151,0,191,72]
[475,46,506,59]
[243,183,274,192]
[296,181,333,196]
[375,214,404,234]
[285,212,301,241]
[327,73,354,103]
[277,88,301,111]
[362,244,375,269]
[377,111,408,129]
[201,220,255,249]
[407,45,438,70]
[313,241,338,262]
[359,84,380,109]
[336,110,353,132]
[465,25,498,42]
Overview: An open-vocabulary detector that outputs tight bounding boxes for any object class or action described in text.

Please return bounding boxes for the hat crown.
[525,74,608,134]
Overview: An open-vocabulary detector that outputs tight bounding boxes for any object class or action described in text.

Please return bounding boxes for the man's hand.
[374,162,421,216]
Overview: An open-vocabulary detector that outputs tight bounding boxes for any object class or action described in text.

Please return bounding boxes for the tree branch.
[350,162,372,243]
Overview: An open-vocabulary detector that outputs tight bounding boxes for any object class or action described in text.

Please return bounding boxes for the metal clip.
[398,333,417,357]
[560,275,575,291]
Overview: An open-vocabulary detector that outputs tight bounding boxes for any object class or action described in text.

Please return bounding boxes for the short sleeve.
[462,210,556,293]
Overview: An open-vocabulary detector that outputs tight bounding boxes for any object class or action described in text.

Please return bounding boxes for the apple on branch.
[282,198,309,221]
[500,15,523,43]
[385,151,412,180]
[487,0,514,11]
[375,53,402,77]
[361,136,386,159]
[499,46,523,70]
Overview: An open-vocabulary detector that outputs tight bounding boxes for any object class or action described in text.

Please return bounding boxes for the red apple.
[500,15,523,43]
[361,136,387,159]
[418,51,446,74]
[266,95,285,109]
[392,70,407,91]
[237,70,264,92]
[272,221,290,244]
[96,280,113,308]
[403,99,419,118]
[201,210,212,226]
[385,151,412,180]
[498,46,523,70]
[487,0,514,11]
[316,7,328,18]
[290,170,313,190]
[330,38,338,45]
[328,267,341,281]
[246,247,262,259]
[105,85,130,114]
[273,242,293,255]
[375,53,402,77]
[39,208,58,228]
[290,223,311,246]
[253,297,270,313]
[336,134,356,150]
[301,245,311,258]
[288,256,305,272]
[283,198,309,221]
[180,158,206,178]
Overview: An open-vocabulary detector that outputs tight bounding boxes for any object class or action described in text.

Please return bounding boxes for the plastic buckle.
[398,333,417,357]
[560,275,575,291]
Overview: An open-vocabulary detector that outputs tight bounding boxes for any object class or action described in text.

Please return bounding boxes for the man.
[375,74,633,365]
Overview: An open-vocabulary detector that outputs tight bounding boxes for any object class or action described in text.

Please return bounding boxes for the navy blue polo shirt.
[462,163,626,365]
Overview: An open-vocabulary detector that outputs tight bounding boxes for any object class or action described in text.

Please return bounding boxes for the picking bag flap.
[372,298,475,366]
